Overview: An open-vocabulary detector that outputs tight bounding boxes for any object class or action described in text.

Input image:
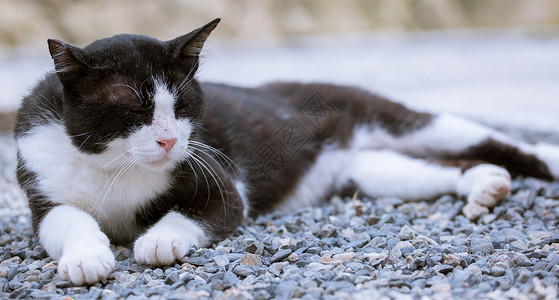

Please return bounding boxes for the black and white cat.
[15,18,559,285]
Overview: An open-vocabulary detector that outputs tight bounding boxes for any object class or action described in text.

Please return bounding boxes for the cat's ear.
[169,18,221,59]
[47,39,95,85]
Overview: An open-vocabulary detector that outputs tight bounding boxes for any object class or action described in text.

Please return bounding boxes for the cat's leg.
[383,113,558,180]
[134,211,209,265]
[335,150,511,219]
[134,161,246,265]
[39,205,115,285]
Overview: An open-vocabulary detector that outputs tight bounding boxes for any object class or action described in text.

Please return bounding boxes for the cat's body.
[15,19,559,285]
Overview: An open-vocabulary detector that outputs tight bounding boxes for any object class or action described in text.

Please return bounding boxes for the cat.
[14,18,559,285]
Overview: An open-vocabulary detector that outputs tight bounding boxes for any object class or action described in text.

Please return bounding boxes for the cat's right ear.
[47,39,94,85]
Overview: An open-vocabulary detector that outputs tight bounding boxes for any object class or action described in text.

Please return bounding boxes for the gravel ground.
[1,131,559,299]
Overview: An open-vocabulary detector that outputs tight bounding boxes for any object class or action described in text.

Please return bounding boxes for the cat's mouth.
[146,156,173,169]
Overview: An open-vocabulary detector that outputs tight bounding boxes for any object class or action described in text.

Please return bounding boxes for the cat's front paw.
[134,231,190,265]
[133,212,207,265]
[457,164,511,219]
[58,241,115,285]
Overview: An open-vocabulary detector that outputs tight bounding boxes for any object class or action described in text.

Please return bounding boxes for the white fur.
[134,211,208,265]
[280,146,462,211]
[523,143,559,179]
[234,180,250,218]
[127,82,193,171]
[277,148,350,211]
[336,150,462,200]
[351,114,512,157]
[40,205,115,285]
[458,164,512,219]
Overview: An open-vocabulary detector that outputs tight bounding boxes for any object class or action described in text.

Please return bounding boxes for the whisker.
[79,133,94,150]
[102,152,129,169]
[183,155,200,204]
[187,151,213,209]
[92,156,138,217]
[188,151,228,220]
[189,141,241,174]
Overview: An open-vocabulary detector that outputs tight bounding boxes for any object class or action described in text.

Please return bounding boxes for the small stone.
[480,214,497,224]
[444,254,461,267]
[400,246,415,256]
[39,270,55,281]
[165,272,180,285]
[517,268,531,283]
[513,253,531,267]
[1,257,21,267]
[287,253,299,262]
[271,249,292,263]
[434,264,454,275]
[244,243,258,254]
[490,266,506,277]
[233,265,253,277]
[398,225,416,240]
[213,255,229,267]
[23,275,40,283]
[431,283,451,292]
[321,256,341,266]
[471,243,494,254]
[528,231,553,242]
[102,289,115,297]
[332,252,356,263]
[41,263,57,270]
[466,265,482,275]
[203,265,221,274]
[7,267,18,281]
[187,256,207,266]
[239,254,262,267]
[510,240,527,251]
[180,263,196,270]
[391,241,413,257]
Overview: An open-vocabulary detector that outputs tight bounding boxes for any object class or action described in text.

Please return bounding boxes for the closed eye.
[175,100,190,115]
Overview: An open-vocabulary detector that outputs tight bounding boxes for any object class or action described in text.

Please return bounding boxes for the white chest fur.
[17,123,172,242]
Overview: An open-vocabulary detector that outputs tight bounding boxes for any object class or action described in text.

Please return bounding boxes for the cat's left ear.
[47,39,98,87]
[169,18,221,60]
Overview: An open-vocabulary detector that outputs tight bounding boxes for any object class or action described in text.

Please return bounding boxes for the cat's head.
[48,19,220,171]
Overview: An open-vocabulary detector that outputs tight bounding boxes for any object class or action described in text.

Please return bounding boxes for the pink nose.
[157,138,177,152]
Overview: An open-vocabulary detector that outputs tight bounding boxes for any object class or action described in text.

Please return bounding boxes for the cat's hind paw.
[58,240,115,285]
[134,212,207,265]
[457,164,511,219]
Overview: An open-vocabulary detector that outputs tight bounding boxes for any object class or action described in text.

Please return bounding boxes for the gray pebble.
[490,266,506,277]
[471,243,494,254]
[517,268,531,284]
[233,265,254,277]
[213,255,229,267]
[271,249,293,263]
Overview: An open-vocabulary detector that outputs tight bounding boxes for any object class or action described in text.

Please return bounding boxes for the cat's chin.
[142,157,177,172]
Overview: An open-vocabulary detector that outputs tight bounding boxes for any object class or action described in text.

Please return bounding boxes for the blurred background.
[0,0,558,133]
[1,0,558,46]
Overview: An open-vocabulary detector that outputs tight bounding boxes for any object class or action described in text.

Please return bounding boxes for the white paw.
[457,164,511,219]
[134,231,190,265]
[58,234,115,285]
[133,212,207,265]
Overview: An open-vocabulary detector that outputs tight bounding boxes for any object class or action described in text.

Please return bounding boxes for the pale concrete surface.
[1,30,558,133]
